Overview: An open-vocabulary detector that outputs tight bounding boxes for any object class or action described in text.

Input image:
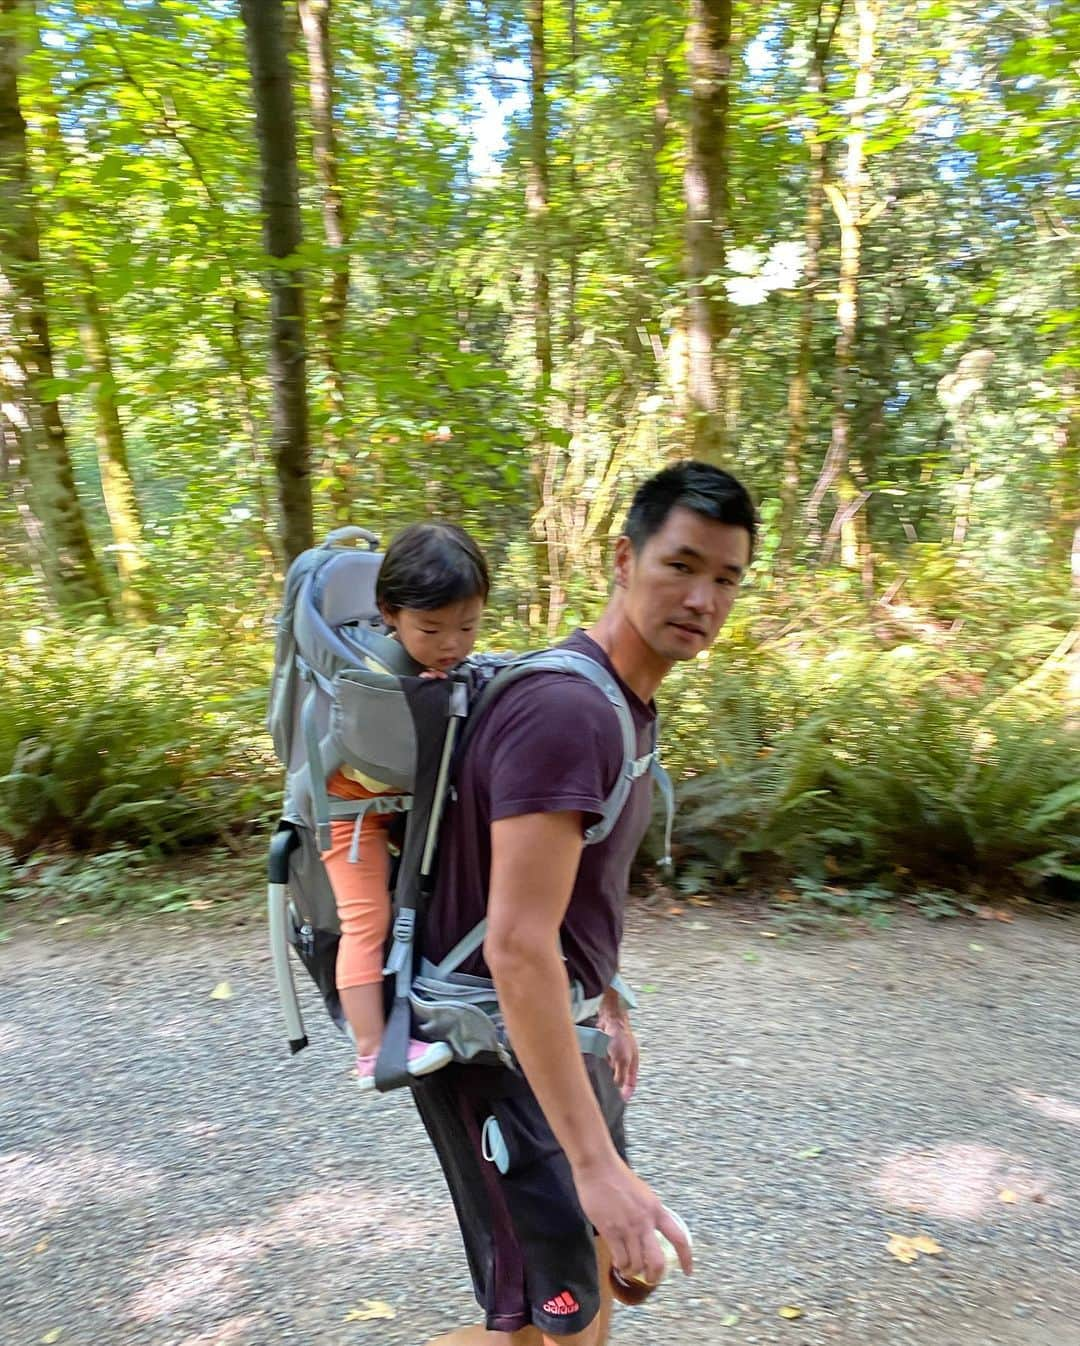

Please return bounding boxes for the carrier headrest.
[314,550,381,627]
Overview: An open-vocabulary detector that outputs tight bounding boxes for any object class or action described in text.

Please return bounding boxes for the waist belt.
[408,958,610,1066]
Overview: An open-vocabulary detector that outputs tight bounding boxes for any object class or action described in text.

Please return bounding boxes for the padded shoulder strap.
[460,649,646,847]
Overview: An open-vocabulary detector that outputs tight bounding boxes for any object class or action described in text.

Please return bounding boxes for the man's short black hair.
[623,460,757,554]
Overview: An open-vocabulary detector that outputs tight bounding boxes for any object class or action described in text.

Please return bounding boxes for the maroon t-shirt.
[425,630,657,1000]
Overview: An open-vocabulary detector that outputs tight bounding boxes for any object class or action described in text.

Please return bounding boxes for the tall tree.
[298,0,352,522]
[526,0,561,631]
[31,79,155,619]
[240,0,312,564]
[684,0,733,462]
[806,0,879,584]
[0,0,110,615]
[778,0,843,566]
[75,268,155,621]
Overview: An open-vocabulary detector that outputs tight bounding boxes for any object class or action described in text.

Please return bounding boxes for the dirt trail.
[1,905,1077,1345]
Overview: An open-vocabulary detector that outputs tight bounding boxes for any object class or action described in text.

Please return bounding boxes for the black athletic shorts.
[411,1054,628,1336]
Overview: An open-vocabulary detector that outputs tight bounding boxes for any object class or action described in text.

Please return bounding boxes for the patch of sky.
[937,147,976,184]
[726,240,805,307]
[744,24,782,78]
[468,60,529,179]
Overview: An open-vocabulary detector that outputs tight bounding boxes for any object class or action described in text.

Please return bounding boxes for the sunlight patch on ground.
[128,1230,263,1321]
[0,1147,163,1240]
[271,1182,439,1250]
[0,1019,28,1053]
[870,1142,1052,1219]
[125,1180,437,1325]
[1014,1088,1080,1130]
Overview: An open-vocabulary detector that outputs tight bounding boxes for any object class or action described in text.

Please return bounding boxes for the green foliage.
[1,0,1078,917]
[661,670,1076,895]
[0,617,277,858]
[653,579,1079,896]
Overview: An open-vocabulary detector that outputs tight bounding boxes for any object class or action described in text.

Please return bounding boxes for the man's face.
[615,506,751,663]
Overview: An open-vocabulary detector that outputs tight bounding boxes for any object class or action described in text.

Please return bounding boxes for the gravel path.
[2,903,1078,1346]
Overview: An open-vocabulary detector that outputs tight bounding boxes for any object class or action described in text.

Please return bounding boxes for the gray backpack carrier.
[267,527,675,1092]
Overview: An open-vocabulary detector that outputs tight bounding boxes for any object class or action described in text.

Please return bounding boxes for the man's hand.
[598,1000,639,1101]
[573,1153,693,1285]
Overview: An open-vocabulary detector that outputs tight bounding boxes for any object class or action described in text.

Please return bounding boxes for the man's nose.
[684,580,716,614]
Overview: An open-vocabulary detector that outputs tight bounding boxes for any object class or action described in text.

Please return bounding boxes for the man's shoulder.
[482,663,620,735]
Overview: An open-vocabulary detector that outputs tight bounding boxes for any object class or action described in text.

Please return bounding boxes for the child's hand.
[419,669,449,680]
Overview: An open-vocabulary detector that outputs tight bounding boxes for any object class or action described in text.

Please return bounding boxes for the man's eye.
[669,562,690,574]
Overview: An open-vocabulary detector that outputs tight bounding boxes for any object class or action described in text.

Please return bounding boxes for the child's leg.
[322,811,393,1057]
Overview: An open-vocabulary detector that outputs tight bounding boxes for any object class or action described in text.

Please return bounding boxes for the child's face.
[386,598,484,672]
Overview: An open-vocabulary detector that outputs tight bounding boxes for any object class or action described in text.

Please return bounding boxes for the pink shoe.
[355,1038,453,1093]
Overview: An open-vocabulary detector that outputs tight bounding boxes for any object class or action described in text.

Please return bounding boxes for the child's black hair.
[376,522,491,613]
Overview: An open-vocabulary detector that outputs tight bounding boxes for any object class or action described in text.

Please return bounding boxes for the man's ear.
[613,535,633,589]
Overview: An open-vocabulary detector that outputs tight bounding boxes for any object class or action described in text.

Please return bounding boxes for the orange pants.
[323,772,395,989]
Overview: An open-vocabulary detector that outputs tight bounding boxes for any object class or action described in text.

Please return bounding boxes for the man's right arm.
[485,809,688,1285]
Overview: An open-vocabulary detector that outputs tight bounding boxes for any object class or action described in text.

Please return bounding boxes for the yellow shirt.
[339,764,393,793]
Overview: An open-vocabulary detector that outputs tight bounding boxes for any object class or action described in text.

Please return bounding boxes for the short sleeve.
[484,675,623,828]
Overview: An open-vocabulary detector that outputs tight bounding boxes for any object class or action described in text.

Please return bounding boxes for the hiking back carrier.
[267,528,674,1091]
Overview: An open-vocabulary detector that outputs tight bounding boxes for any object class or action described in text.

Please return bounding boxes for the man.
[416,460,757,1346]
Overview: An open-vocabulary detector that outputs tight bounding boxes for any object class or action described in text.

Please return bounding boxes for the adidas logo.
[542,1291,581,1316]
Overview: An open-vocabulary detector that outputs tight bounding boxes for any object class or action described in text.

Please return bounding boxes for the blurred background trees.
[1,0,1076,906]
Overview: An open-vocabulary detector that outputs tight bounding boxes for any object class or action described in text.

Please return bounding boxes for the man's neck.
[585,600,672,704]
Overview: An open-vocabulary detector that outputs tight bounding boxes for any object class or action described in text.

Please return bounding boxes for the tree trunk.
[228,295,284,573]
[240,0,313,565]
[806,0,878,586]
[0,356,52,601]
[298,0,352,523]
[526,0,562,633]
[76,268,155,621]
[684,0,732,463]
[0,0,110,616]
[778,0,843,567]
[1052,369,1079,591]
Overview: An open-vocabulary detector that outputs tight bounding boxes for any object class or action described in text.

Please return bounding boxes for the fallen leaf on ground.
[778,1305,804,1320]
[41,1332,62,1344]
[760,931,779,939]
[968,943,984,952]
[344,1300,397,1322]
[209,981,233,1000]
[887,1232,943,1264]
[34,1238,49,1253]
[720,1312,741,1327]
[999,1189,1018,1204]
[795,1146,823,1160]
[887,1234,919,1264]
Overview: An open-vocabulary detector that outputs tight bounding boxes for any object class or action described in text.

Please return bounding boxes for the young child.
[322,521,490,1092]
